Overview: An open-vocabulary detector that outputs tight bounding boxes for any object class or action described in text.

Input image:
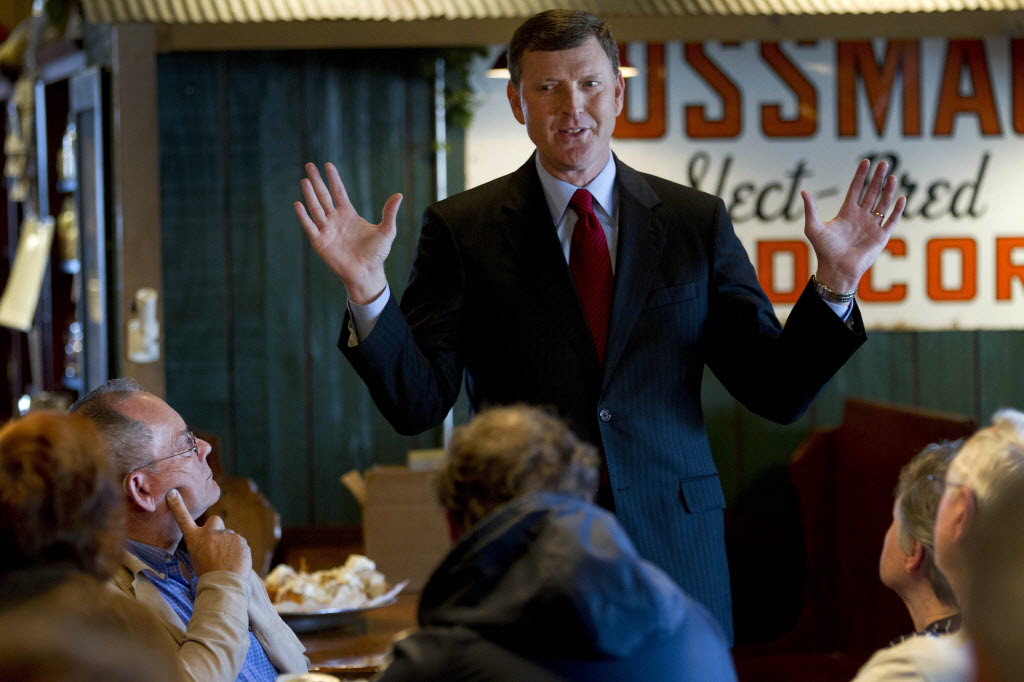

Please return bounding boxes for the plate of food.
[264,555,407,633]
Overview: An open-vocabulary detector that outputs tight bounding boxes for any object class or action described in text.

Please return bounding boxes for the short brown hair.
[0,411,123,577]
[507,10,619,87]
[436,405,599,533]
[894,440,962,608]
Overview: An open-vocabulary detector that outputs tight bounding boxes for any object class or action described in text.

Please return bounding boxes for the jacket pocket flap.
[646,282,697,309]
[679,474,726,513]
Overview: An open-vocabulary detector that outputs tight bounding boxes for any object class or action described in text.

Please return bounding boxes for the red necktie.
[569,189,613,364]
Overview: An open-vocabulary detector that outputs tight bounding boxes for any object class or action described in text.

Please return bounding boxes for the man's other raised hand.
[802,159,907,295]
[294,162,403,305]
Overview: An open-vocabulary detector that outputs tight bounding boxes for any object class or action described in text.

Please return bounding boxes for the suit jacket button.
[599,408,612,422]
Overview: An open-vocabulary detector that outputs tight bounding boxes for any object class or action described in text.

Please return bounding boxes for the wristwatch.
[811,274,856,304]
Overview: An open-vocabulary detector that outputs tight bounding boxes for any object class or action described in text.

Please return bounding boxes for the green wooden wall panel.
[161,50,448,526]
[914,331,979,418]
[303,55,365,527]
[979,330,1024,422]
[359,54,440,481]
[158,53,232,450]
[296,51,440,525]
[223,53,270,491]
[810,331,916,425]
[244,52,311,524]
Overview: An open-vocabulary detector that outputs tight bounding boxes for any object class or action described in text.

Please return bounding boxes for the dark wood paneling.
[161,50,445,526]
[816,332,917,419]
[223,51,268,485]
[301,53,355,527]
[979,330,1024,422]
[915,331,978,417]
[159,53,233,457]
[224,52,313,524]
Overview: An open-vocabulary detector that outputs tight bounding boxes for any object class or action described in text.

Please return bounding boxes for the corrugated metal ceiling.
[81,0,1024,23]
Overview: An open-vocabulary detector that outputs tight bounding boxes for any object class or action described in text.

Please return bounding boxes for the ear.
[948,486,976,543]
[613,70,625,117]
[507,80,525,125]
[124,472,159,513]
[905,540,926,573]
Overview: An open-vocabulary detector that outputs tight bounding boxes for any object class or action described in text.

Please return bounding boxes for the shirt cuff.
[821,297,854,326]
[346,284,391,346]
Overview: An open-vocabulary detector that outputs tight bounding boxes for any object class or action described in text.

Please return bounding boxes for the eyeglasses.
[121,429,199,494]
[926,473,966,495]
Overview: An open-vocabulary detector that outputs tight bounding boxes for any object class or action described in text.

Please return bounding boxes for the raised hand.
[167,488,251,576]
[801,159,906,294]
[294,162,403,304]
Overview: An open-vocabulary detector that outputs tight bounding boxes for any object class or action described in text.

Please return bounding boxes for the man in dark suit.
[294,10,905,639]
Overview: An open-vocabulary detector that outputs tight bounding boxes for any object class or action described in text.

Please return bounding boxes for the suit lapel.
[603,158,665,387]
[498,157,601,370]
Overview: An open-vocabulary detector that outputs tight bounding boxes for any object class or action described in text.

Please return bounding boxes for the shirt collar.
[535,152,617,225]
[125,539,188,578]
[886,613,962,648]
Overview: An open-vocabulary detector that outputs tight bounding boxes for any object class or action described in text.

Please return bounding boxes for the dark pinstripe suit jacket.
[341,154,866,639]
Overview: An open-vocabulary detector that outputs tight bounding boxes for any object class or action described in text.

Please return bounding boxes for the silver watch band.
[811,274,856,304]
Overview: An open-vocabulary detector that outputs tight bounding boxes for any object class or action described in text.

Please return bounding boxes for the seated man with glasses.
[70,378,307,682]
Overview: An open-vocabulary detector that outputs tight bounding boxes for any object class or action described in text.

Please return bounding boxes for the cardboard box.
[361,466,450,592]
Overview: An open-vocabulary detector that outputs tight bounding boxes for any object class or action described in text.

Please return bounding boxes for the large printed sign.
[465,39,1024,329]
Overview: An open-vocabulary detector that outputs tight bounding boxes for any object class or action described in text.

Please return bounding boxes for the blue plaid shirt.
[126,540,278,682]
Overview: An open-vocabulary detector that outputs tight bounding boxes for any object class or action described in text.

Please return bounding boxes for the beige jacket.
[111,549,308,682]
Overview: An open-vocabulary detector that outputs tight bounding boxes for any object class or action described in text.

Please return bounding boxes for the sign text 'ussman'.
[610,39,1024,329]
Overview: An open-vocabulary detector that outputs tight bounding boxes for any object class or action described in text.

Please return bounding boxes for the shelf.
[0,41,86,91]
[38,42,86,85]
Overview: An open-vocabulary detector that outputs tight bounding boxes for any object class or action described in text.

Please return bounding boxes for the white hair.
[950,408,1024,505]
[964,467,1024,680]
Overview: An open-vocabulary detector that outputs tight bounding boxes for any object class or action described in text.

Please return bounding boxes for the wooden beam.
[110,24,166,396]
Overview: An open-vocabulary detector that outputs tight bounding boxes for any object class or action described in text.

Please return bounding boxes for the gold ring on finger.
[873,212,884,218]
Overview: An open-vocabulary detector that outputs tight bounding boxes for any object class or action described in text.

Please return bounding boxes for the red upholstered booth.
[731,398,976,681]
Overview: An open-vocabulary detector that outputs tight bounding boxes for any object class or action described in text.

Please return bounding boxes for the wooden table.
[299,594,418,679]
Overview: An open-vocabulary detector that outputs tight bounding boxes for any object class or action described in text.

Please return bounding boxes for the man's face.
[122,393,219,518]
[878,500,909,591]
[507,36,624,186]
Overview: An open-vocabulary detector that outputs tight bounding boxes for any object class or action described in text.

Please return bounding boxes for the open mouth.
[558,128,590,140]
